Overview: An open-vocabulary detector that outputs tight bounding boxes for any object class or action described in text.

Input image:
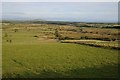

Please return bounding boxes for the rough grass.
[61,40,119,49]
[3,42,118,78]
[2,23,119,78]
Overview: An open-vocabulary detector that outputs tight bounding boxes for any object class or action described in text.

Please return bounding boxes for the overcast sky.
[2,2,118,22]
[2,0,119,2]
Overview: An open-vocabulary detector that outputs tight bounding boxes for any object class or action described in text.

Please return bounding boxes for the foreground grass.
[3,42,118,78]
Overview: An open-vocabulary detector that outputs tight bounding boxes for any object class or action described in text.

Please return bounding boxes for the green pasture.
[2,26,119,78]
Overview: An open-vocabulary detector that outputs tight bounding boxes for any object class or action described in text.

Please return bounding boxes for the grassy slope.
[3,43,118,78]
[2,30,118,78]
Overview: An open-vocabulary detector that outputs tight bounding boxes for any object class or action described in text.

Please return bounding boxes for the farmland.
[2,22,119,78]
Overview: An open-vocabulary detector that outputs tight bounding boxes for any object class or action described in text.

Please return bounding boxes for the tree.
[55,29,59,37]
[54,29,62,40]
[14,29,18,32]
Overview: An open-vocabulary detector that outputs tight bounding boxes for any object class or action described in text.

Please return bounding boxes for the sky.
[2,2,118,22]
[1,0,119,2]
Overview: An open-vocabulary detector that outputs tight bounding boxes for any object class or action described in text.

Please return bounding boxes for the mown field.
[2,23,119,78]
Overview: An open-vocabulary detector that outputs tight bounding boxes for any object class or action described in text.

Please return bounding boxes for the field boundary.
[60,40,120,50]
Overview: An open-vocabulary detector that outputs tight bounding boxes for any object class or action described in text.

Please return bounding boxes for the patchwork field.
[2,23,119,78]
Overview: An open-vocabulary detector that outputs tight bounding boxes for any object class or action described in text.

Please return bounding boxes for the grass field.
[2,23,119,78]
